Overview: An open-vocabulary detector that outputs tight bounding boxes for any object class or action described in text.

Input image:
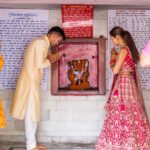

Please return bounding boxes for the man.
[10,26,66,150]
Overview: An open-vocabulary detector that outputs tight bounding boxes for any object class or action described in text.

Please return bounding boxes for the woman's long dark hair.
[110,26,140,63]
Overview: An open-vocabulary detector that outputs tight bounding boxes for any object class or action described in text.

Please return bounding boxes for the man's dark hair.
[47,26,66,40]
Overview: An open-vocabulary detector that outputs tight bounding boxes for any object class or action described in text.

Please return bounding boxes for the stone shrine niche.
[51,36,106,95]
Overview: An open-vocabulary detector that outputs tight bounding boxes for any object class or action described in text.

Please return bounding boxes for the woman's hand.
[110,48,117,68]
[111,47,128,74]
[111,47,117,58]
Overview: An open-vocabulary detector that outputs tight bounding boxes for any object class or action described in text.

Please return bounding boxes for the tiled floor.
[0,143,94,150]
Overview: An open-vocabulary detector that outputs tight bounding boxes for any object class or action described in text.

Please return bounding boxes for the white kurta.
[10,35,50,122]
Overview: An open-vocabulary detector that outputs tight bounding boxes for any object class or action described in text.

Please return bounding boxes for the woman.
[140,39,150,67]
[0,54,6,128]
[95,27,150,149]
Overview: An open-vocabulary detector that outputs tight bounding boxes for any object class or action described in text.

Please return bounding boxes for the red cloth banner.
[62,5,93,38]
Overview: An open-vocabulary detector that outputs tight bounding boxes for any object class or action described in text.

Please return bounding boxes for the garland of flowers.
[0,54,6,128]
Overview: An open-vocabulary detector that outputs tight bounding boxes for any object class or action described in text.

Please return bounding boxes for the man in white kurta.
[10,26,66,150]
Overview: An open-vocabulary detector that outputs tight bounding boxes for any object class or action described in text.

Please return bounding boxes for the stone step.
[0,143,94,150]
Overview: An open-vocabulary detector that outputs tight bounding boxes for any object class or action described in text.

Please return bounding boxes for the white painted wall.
[0,8,150,145]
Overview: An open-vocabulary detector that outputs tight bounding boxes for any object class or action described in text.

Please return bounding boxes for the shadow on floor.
[0,142,95,150]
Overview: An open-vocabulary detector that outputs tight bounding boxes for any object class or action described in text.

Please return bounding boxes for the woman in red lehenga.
[95,26,150,150]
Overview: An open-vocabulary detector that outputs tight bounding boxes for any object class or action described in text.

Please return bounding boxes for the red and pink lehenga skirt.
[95,71,150,150]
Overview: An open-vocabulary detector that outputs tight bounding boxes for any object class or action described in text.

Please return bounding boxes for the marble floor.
[0,143,94,150]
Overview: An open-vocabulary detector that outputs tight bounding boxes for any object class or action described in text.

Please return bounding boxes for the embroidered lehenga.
[95,47,150,150]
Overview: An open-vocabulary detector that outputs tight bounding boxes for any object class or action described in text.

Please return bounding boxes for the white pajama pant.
[25,102,37,150]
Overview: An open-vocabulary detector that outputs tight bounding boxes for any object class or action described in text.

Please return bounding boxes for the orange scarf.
[0,100,6,128]
[0,54,6,128]
[0,54,4,70]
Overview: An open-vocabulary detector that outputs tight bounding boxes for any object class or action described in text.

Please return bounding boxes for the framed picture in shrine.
[51,37,106,95]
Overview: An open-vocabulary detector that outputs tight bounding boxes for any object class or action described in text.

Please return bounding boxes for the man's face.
[50,33,63,47]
